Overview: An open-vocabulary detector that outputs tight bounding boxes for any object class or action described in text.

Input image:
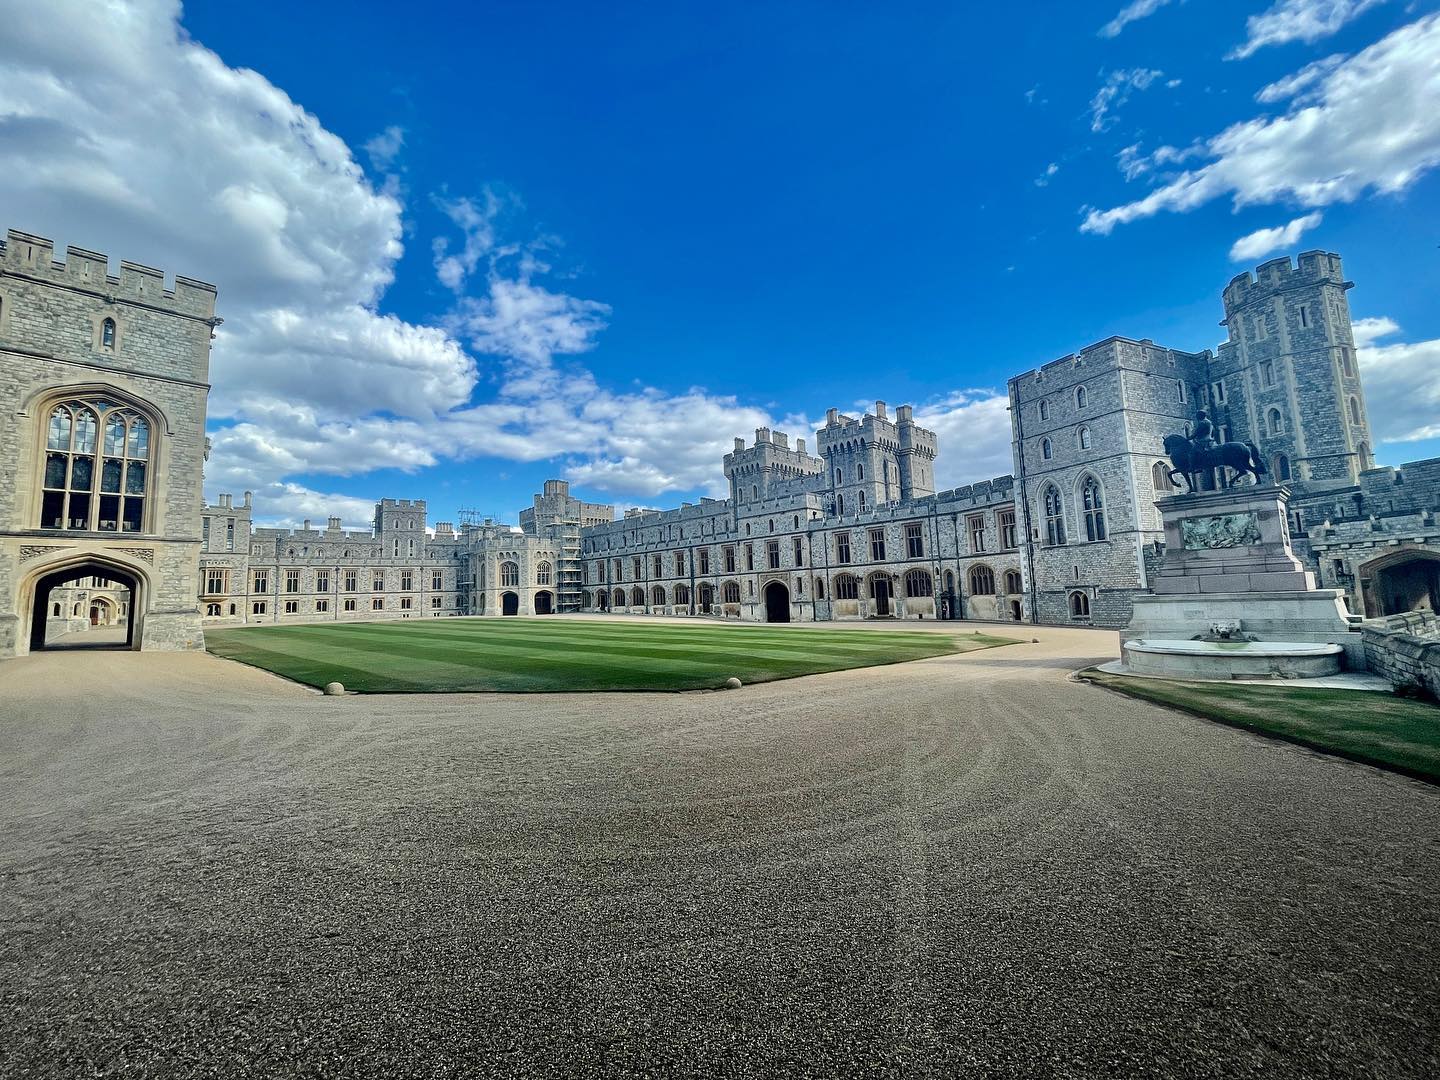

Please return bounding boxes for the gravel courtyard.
[2,621,1438,1078]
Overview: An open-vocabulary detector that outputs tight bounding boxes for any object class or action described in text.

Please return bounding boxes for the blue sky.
[3,0,1438,524]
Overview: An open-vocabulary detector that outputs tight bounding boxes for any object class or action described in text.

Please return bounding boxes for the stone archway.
[763,580,791,623]
[1359,547,1440,617]
[501,591,520,616]
[24,556,145,653]
[534,590,554,615]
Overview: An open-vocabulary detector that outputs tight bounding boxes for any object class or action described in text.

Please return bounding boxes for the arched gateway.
[23,555,147,652]
[763,580,791,623]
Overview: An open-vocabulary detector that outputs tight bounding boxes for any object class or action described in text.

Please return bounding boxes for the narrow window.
[101,318,116,349]
[1041,438,1053,461]
[1081,476,1106,542]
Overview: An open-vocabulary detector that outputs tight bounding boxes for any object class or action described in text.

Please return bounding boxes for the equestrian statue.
[1163,410,1267,492]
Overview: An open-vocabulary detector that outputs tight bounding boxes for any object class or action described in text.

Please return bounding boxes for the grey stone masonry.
[0,229,217,657]
[1361,612,1440,696]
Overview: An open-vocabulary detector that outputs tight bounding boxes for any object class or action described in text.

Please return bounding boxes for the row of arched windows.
[1039,476,1106,546]
[498,561,552,588]
[1040,425,1092,460]
[1037,385,1088,423]
[41,399,152,533]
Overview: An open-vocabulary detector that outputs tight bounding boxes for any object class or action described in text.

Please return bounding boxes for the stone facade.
[0,229,216,657]
[1360,612,1440,696]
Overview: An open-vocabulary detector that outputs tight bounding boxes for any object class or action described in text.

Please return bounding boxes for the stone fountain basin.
[1122,638,1344,679]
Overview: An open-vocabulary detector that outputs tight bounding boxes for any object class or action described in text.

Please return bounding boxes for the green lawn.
[206,617,1016,693]
[1081,669,1440,784]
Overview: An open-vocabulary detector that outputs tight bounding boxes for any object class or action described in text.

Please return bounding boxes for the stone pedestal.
[1121,485,1363,670]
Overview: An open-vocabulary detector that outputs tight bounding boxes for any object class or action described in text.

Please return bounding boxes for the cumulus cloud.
[1230,0,1386,60]
[362,125,405,172]
[1228,211,1324,260]
[1100,0,1177,38]
[914,392,1014,488]
[1082,13,1440,234]
[1353,319,1440,443]
[1089,68,1167,133]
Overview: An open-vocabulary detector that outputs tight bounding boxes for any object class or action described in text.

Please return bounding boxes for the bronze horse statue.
[1163,434,1267,492]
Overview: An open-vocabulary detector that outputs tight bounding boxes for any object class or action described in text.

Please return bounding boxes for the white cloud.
[1354,319,1440,443]
[914,392,1015,488]
[362,125,405,172]
[1035,162,1060,187]
[1082,13,1440,234]
[1100,0,1177,38]
[1228,210,1324,260]
[1089,68,1166,133]
[1256,52,1348,102]
[1230,0,1386,60]
[431,191,503,292]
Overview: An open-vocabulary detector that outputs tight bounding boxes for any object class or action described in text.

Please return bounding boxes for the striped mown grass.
[205,617,1015,693]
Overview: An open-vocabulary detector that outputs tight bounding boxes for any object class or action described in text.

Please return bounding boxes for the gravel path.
[2,624,1437,1078]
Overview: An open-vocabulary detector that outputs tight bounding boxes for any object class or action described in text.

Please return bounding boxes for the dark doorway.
[764,581,791,623]
[534,591,553,615]
[501,591,520,616]
[1372,554,1440,616]
[1011,599,1022,621]
[871,576,892,617]
[28,563,140,652]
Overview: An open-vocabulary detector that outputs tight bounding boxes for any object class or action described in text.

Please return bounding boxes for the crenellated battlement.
[1,228,218,320]
[1222,250,1349,314]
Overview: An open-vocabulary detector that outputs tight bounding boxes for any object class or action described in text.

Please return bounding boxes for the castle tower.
[722,428,824,510]
[815,401,936,514]
[1213,251,1373,487]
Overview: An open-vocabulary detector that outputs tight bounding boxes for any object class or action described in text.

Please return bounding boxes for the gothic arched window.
[1075,385,1088,409]
[1081,476,1106,542]
[1041,437,1053,461]
[1274,454,1292,482]
[968,565,996,595]
[1004,569,1023,594]
[101,318,116,350]
[1070,591,1091,619]
[1348,397,1362,425]
[536,561,552,586]
[1152,460,1175,497]
[1039,399,1050,421]
[1043,485,1066,546]
[904,569,933,597]
[1077,426,1092,450]
[1267,408,1284,436]
[500,561,520,587]
[42,399,152,532]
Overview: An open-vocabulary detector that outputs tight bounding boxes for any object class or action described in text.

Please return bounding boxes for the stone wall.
[1360,612,1440,695]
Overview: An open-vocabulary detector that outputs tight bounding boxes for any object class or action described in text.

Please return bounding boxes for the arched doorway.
[1359,548,1440,617]
[501,591,520,616]
[26,558,143,653]
[763,581,791,623]
[869,573,893,617]
[534,590,554,615]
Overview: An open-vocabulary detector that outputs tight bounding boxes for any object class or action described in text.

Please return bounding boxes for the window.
[1081,476,1106,542]
[1348,397,1362,425]
[1275,454,1292,481]
[433,571,444,591]
[400,596,412,610]
[815,577,825,600]
[1041,437,1053,461]
[41,400,151,532]
[1077,426,1091,450]
[906,522,925,558]
[724,546,736,573]
[432,595,443,608]
[252,601,267,615]
[793,537,804,566]
[401,570,414,591]
[857,464,865,481]
[343,570,357,592]
[372,598,384,611]
[699,548,711,575]
[967,516,985,553]
[1043,485,1066,546]
[205,569,227,595]
[838,494,845,514]
[1075,386,1087,409]
[1340,347,1355,377]
[675,583,691,606]
[226,519,235,551]
[999,510,1017,549]
[203,518,210,546]
[1152,460,1175,497]
[285,570,301,593]
[654,555,663,577]
[372,572,385,591]
[869,529,886,560]
[836,532,852,564]
[316,572,329,593]
[723,580,741,604]
[752,485,758,500]
[1039,399,1050,421]
[903,569,932,598]
[344,598,357,612]
[1267,408,1283,436]
[745,544,754,570]
[969,565,996,595]
[1262,361,1275,388]
[834,573,860,600]
[675,551,685,575]
[613,559,623,581]
[835,468,843,485]
[858,491,866,510]
[1069,591,1091,620]
[633,557,643,579]
[652,585,666,607]
[1178,380,1187,403]
[500,561,520,587]
[1211,379,1227,404]
[284,600,299,614]
[1298,304,1310,328]
[101,317,117,349]
[1004,569,1022,594]
[206,603,222,617]
[767,540,781,569]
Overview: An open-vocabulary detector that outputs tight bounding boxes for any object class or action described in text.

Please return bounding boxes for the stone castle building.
[1,227,1436,657]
